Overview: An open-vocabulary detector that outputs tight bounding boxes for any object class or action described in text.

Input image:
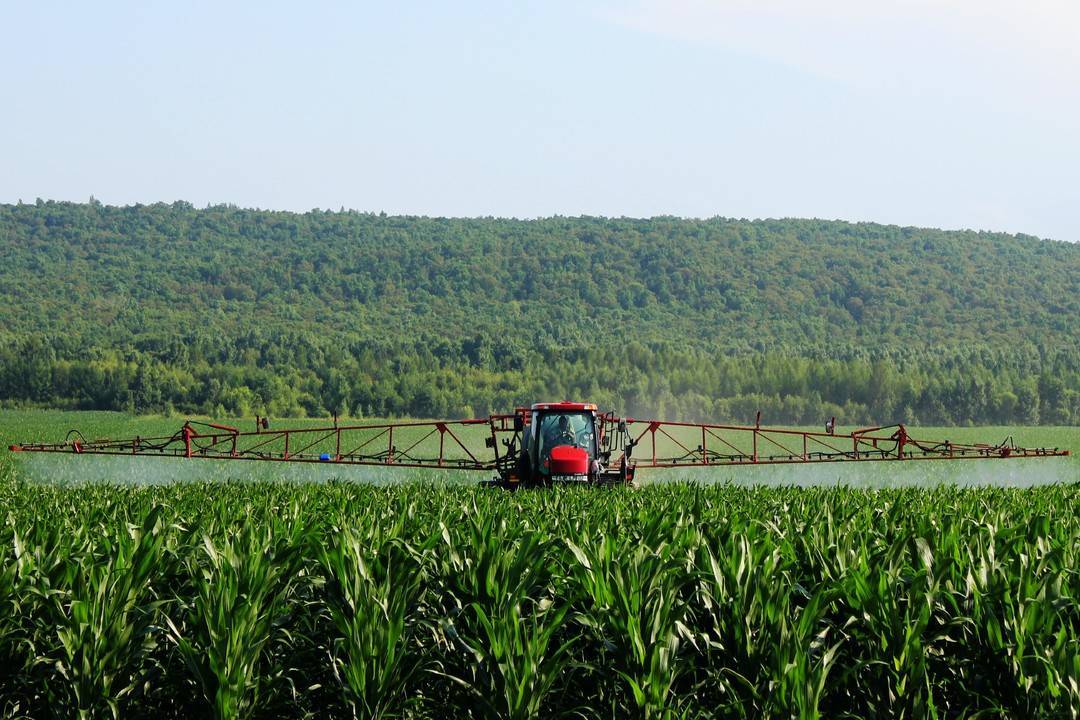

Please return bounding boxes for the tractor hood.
[547,445,589,475]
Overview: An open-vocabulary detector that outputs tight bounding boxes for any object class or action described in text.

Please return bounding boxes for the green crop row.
[1,471,1078,719]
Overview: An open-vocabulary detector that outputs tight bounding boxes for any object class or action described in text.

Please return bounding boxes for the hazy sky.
[3,1,1078,240]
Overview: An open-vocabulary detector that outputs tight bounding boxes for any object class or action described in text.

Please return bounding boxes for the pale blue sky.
[3,1,1078,240]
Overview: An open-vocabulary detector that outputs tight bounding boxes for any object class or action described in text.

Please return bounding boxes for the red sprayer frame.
[614,412,1069,467]
[8,408,1069,482]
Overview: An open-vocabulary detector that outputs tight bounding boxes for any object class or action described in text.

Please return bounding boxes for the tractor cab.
[520,402,598,484]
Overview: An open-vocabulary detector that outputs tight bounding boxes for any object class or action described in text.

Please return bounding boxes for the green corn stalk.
[437,529,577,719]
[961,513,1079,717]
[566,517,695,720]
[4,520,76,719]
[43,506,166,718]
[693,531,788,715]
[318,522,430,719]
[432,502,582,719]
[463,600,578,720]
[0,520,34,715]
[165,518,301,720]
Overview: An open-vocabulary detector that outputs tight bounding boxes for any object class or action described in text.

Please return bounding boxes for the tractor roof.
[531,401,597,413]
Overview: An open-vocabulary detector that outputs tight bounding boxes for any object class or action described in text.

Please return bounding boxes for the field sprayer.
[8,401,1070,487]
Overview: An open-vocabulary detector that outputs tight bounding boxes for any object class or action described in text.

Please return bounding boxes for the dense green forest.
[1,200,1077,424]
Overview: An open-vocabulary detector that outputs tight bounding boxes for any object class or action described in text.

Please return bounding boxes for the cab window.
[536,412,594,460]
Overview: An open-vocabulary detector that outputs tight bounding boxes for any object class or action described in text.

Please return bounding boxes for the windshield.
[536,412,595,461]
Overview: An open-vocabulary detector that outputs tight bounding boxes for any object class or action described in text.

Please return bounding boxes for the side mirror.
[618,420,627,435]
[485,436,495,448]
[514,415,524,432]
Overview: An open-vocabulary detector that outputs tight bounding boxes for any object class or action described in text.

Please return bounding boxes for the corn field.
[1,472,1078,718]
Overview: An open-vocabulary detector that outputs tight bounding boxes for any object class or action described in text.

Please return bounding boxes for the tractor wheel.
[515,451,532,486]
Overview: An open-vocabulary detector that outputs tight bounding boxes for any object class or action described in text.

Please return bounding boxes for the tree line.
[1,335,1076,425]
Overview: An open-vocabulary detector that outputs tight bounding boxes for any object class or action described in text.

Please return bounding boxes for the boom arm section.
[605,415,1069,468]
[9,417,518,471]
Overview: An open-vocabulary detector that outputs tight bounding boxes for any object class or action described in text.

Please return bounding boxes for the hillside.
[1,201,1077,423]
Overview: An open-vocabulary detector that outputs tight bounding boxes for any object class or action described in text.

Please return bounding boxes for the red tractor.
[495,402,633,487]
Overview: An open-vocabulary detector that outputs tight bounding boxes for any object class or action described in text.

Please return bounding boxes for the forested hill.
[2,201,1076,348]
[1,200,1077,424]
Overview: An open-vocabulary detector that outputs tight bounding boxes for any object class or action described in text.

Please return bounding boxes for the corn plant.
[165,517,302,720]
[0,520,33,716]
[566,510,697,719]
[431,505,583,718]
[318,517,431,719]
[41,506,167,718]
